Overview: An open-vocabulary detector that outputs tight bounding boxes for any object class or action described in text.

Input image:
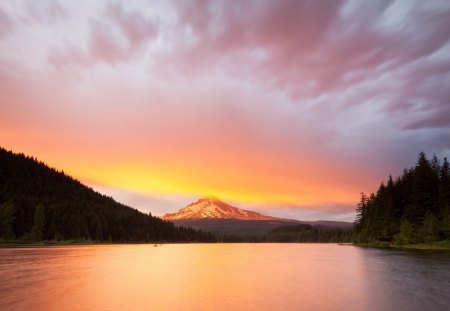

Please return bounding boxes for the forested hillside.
[266,224,353,243]
[0,147,215,243]
[354,152,450,244]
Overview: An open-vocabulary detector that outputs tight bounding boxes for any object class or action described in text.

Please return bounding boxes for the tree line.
[354,152,450,244]
[265,224,353,243]
[0,147,216,243]
[216,224,353,243]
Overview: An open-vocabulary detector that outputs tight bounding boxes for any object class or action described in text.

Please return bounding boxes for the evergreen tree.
[421,212,439,243]
[31,203,46,241]
[355,152,448,245]
[439,158,450,239]
[0,200,16,240]
[354,192,367,231]
[95,219,104,241]
[442,214,450,239]
[410,152,436,224]
[395,219,413,245]
[380,177,398,239]
[431,154,441,175]
[439,158,450,223]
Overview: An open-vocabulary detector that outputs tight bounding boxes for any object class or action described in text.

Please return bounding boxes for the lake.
[0,244,449,310]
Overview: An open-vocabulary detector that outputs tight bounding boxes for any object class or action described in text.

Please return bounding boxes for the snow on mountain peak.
[161,197,281,221]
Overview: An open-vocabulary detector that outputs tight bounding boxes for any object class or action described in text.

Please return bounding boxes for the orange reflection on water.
[1,244,449,310]
[0,244,370,310]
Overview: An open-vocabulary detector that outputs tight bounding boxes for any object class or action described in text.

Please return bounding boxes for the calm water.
[0,244,449,311]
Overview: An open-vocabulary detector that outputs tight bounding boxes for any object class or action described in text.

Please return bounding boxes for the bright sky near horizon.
[1,0,450,221]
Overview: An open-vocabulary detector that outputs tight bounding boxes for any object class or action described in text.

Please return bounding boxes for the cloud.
[106,4,158,50]
[1,0,450,220]
[88,182,198,216]
[238,200,357,222]
[48,3,158,67]
[165,0,450,131]
[24,1,66,23]
[0,8,14,38]
[88,20,128,64]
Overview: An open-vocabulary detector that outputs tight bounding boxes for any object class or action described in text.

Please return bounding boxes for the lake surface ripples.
[1,244,449,310]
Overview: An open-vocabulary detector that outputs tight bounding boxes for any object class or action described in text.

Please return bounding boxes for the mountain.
[162,197,352,237]
[0,147,215,243]
[162,196,283,220]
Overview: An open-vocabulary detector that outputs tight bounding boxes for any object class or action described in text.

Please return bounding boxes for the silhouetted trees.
[211,224,352,243]
[30,203,45,240]
[354,152,450,244]
[0,147,216,243]
[266,224,353,243]
[0,200,15,239]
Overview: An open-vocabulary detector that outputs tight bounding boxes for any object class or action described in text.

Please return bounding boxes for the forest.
[354,152,450,244]
[265,224,353,243]
[0,147,216,243]
[215,224,353,243]
[6,146,448,246]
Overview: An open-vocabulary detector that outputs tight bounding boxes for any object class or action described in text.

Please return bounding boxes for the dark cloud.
[167,0,450,131]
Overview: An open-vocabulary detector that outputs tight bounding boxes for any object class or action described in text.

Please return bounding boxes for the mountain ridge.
[162,196,286,221]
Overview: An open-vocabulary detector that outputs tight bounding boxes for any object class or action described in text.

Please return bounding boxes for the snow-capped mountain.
[161,197,281,220]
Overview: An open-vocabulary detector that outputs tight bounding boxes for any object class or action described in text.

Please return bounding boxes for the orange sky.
[1,1,449,221]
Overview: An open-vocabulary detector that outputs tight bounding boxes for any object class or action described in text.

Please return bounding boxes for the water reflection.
[0,244,449,310]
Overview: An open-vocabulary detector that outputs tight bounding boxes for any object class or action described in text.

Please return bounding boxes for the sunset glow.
[1,1,449,221]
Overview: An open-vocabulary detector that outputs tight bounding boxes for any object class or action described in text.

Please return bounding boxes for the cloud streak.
[1,0,449,221]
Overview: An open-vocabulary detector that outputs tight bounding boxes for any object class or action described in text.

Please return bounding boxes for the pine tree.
[410,152,435,225]
[421,212,439,243]
[0,200,16,240]
[354,153,448,244]
[395,219,414,245]
[431,154,441,175]
[95,220,104,241]
[31,203,46,241]
[439,158,450,237]
[354,192,367,231]
[381,175,397,239]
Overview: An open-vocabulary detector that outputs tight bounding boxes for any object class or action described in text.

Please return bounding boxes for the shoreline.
[2,241,449,249]
[354,240,450,250]
[0,241,173,247]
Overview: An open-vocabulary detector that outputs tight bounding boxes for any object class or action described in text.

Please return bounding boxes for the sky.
[1,0,450,222]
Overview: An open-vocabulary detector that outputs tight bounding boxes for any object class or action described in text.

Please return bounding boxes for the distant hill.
[163,197,352,236]
[169,219,298,236]
[266,223,353,243]
[0,147,215,243]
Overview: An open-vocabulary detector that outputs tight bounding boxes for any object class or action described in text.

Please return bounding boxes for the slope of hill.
[0,147,215,243]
